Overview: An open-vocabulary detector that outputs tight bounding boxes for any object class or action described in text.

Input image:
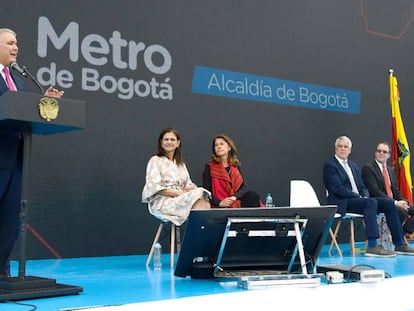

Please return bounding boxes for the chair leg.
[329,220,342,255]
[380,217,385,244]
[329,228,343,256]
[146,223,164,266]
[330,217,363,256]
[350,219,355,255]
[176,226,181,253]
[147,222,181,268]
[170,224,175,268]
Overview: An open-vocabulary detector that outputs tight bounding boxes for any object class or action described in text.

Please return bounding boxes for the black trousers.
[240,191,261,208]
[0,162,22,275]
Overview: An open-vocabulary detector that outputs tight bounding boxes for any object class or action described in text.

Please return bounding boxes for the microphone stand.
[22,67,45,94]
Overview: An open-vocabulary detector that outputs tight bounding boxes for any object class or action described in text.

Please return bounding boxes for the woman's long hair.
[210,134,240,166]
[156,127,184,165]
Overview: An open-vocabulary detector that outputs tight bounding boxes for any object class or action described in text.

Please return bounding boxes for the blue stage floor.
[2,242,414,311]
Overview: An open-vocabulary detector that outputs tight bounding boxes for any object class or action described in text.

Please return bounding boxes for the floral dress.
[142,155,210,225]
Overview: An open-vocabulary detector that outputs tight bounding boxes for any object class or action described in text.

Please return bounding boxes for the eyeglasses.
[376,149,389,154]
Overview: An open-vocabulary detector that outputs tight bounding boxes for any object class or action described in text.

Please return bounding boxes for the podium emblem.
[38,97,59,122]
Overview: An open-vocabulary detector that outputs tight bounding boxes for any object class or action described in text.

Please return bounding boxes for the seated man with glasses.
[362,142,414,235]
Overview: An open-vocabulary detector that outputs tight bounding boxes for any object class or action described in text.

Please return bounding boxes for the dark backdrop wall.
[1,0,413,259]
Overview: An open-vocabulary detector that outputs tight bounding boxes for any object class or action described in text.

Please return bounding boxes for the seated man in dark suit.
[323,136,414,257]
[361,142,414,234]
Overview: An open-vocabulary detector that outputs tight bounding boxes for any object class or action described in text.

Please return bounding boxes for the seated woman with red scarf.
[202,134,262,208]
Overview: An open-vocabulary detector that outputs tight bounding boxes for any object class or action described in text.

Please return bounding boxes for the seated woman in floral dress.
[142,127,210,226]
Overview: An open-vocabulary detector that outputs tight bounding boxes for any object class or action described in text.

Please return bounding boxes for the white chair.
[289,180,343,256]
[146,221,181,268]
[290,181,397,255]
[329,210,398,255]
[289,180,321,208]
[328,213,364,256]
[324,188,366,256]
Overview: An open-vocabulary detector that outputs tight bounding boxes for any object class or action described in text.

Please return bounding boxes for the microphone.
[11,62,44,94]
[10,62,27,77]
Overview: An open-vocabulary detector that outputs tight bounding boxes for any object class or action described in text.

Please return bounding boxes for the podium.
[0,91,85,301]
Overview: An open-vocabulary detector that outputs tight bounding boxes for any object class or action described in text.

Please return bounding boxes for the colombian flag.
[389,70,413,204]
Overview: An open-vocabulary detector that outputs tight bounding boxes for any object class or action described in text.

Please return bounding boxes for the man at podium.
[0,28,63,277]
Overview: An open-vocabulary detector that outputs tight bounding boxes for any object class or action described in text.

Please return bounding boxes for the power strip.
[317,264,385,282]
[359,269,385,282]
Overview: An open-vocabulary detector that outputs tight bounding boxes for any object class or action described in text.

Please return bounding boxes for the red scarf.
[209,161,243,208]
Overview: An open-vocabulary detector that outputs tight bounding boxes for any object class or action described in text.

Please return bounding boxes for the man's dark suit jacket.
[0,71,26,192]
[323,157,369,215]
[361,161,405,201]
[361,160,414,232]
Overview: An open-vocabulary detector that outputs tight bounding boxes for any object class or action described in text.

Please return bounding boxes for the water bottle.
[153,242,162,270]
[265,193,273,207]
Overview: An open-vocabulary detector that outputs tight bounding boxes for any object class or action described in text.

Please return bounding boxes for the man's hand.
[396,200,410,210]
[45,86,64,98]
